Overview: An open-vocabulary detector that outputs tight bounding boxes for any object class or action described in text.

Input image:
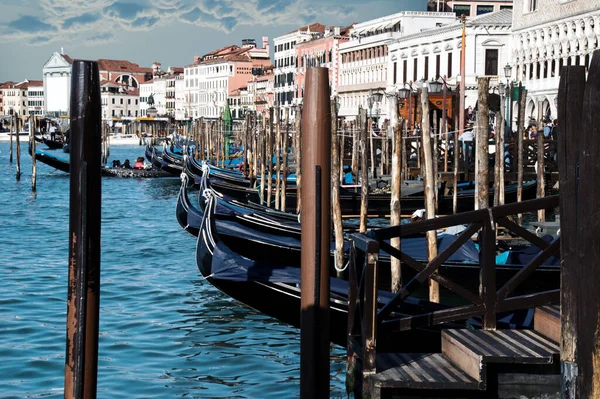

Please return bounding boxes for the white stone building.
[174,75,186,121]
[27,81,45,117]
[42,52,73,117]
[338,11,457,123]
[100,81,140,120]
[387,9,512,122]
[511,0,600,123]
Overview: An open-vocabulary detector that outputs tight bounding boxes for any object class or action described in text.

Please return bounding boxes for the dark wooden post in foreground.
[558,56,600,398]
[64,60,102,399]
[300,67,331,399]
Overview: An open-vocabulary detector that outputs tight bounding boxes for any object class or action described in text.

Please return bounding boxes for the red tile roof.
[285,22,326,36]
[62,54,74,64]
[26,80,43,87]
[97,59,152,74]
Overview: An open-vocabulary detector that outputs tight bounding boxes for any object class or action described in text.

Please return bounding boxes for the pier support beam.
[300,67,331,399]
[64,60,102,399]
[558,55,600,398]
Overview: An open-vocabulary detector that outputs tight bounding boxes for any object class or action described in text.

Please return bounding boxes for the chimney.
[262,36,270,53]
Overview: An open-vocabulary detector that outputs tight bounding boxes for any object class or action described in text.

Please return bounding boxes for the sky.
[0,0,426,82]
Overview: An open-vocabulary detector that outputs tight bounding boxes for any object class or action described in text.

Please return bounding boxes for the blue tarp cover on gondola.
[397,233,480,263]
[211,241,302,282]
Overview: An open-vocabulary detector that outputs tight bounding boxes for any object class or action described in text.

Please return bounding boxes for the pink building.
[295,25,353,103]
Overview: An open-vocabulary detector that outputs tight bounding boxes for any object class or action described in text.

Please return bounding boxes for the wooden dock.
[358,308,561,398]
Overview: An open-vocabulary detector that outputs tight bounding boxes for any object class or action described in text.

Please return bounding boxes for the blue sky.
[0,0,426,82]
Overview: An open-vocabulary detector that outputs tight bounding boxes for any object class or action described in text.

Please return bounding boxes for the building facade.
[273,23,326,118]
[511,0,600,123]
[43,51,153,118]
[184,38,271,120]
[42,52,73,117]
[295,26,352,107]
[100,81,140,120]
[339,11,457,123]
[447,0,513,17]
[27,81,45,117]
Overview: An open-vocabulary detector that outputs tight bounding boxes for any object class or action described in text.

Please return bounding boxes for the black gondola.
[28,145,174,178]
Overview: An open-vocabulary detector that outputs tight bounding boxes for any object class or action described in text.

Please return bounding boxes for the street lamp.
[504,63,512,80]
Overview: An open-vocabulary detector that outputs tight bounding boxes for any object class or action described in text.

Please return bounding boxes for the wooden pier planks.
[373,352,479,390]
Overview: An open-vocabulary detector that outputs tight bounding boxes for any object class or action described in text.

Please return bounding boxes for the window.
[112,98,115,104]
[413,58,418,82]
[484,49,498,76]
[128,99,131,105]
[120,99,123,105]
[393,62,397,84]
[403,60,407,83]
[500,5,512,10]
[477,5,494,15]
[526,0,537,12]
[435,54,440,79]
[453,5,471,17]
[424,56,429,81]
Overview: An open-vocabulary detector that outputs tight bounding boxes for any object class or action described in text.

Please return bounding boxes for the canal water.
[0,143,346,398]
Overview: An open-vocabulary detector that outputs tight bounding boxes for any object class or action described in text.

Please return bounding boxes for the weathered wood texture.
[558,55,600,398]
[331,100,344,278]
[420,88,439,303]
[359,108,368,233]
[390,120,402,293]
[475,77,489,210]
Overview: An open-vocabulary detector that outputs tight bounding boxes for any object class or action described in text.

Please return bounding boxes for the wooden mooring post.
[295,105,303,214]
[30,114,37,192]
[331,98,344,278]
[390,118,403,293]
[420,87,439,303]
[9,113,14,163]
[281,108,290,211]
[300,67,330,399]
[475,77,490,210]
[558,55,600,398]
[15,114,21,180]
[359,107,368,233]
[64,60,102,399]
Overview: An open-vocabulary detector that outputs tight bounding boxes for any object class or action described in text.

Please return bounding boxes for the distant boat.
[109,133,142,145]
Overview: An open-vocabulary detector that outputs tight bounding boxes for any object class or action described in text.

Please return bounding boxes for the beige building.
[101,81,140,120]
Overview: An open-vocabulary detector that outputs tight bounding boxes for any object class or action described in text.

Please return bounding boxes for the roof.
[0,81,16,89]
[468,8,512,25]
[26,80,43,87]
[285,22,326,36]
[390,9,512,43]
[62,54,73,64]
[97,59,152,74]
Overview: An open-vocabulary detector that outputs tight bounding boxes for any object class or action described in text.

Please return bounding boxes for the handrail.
[348,194,561,340]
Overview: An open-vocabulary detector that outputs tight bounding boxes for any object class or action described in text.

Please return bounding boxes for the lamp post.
[503,63,512,135]
[367,89,384,178]
[397,82,414,133]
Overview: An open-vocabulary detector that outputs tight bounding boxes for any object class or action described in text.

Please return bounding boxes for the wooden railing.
[347,195,560,382]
